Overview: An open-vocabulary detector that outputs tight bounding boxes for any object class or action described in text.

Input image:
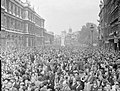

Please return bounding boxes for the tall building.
[0,0,46,52]
[98,0,120,51]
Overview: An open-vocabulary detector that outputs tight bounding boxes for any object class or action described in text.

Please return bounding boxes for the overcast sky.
[22,0,100,35]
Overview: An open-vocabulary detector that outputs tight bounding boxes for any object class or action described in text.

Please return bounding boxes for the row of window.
[1,0,44,28]
[1,0,24,19]
[8,1,24,19]
[7,16,24,32]
[24,11,44,28]
[1,0,44,37]
[1,14,44,34]
[28,11,34,22]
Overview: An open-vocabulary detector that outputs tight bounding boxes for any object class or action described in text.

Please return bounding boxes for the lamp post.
[90,24,94,47]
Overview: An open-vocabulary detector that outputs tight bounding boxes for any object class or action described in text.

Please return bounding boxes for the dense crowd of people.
[1,46,120,91]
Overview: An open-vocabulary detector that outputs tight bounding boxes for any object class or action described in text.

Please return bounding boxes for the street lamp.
[90,24,94,47]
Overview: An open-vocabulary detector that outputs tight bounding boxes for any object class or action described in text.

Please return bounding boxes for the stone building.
[98,0,120,51]
[0,0,46,52]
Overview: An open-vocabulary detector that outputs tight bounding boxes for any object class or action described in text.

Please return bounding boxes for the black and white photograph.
[1,0,120,91]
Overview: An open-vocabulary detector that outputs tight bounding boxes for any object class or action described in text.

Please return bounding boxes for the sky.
[22,0,100,35]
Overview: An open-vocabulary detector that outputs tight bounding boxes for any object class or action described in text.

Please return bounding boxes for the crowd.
[1,46,120,91]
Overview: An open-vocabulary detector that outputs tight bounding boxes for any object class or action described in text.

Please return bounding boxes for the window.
[16,6,18,16]
[30,13,32,21]
[41,20,44,28]
[15,20,16,29]
[4,0,7,10]
[29,12,31,20]
[18,21,20,30]
[22,22,24,31]
[21,22,23,31]
[18,7,20,17]
[2,14,5,27]
[25,23,28,33]
[9,18,12,29]
[7,17,10,29]
[19,22,21,30]
[13,19,15,29]
[15,20,18,30]
[9,1,11,13]
[22,9,25,19]
[21,9,23,18]
[28,11,30,20]
[13,4,15,15]
[6,0,9,12]
[20,8,21,18]
[20,22,22,31]
[25,10,28,19]
[31,14,32,21]
[17,21,19,30]
[11,18,13,29]
[15,5,17,15]
[11,2,13,14]
[33,14,34,22]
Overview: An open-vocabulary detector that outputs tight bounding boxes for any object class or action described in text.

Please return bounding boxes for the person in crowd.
[1,46,120,91]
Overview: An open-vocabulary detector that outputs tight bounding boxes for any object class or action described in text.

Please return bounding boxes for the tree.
[78,23,98,45]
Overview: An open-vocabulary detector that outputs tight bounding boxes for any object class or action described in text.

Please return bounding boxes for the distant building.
[43,31,54,45]
[60,28,80,46]
[54,35,61,46]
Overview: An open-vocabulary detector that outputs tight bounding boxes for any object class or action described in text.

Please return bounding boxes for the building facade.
[43,31,54,45]
[98,0,120,51]
[0,0,45,52]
